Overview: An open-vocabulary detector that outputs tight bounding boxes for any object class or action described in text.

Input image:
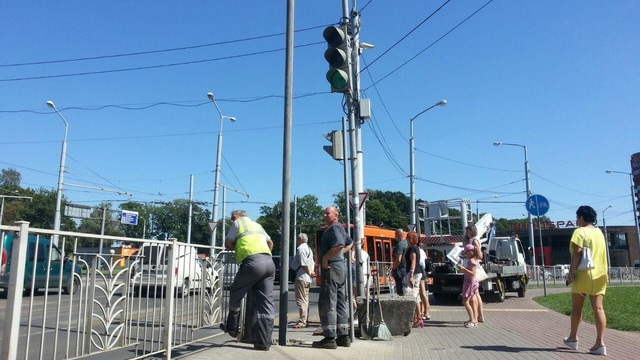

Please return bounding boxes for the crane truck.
[418,200,528,302]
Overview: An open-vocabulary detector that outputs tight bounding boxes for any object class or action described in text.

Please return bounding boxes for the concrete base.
[357,295,416,337]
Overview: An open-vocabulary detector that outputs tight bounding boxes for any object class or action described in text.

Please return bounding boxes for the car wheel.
[64,276,81,295]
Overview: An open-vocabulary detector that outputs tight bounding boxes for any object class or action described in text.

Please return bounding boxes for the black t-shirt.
[404,245,420,273]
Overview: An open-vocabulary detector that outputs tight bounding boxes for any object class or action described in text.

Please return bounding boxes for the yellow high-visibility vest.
[234,217,271,263]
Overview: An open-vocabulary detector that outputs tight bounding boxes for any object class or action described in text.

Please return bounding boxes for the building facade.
[511,223,639,267]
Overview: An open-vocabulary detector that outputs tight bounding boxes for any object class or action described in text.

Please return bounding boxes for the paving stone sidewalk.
[171,287,639,360]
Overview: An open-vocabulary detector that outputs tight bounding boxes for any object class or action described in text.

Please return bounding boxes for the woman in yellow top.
[563,205,608,356]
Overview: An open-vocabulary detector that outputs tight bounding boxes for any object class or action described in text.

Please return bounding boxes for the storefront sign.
[510,220,577,231]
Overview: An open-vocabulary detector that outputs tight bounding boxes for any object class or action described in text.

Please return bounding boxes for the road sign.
[407,224,416,232]
[526,194,549,216]
[121,210,139,225]
[348,192,369,211]
[208,221,218,233]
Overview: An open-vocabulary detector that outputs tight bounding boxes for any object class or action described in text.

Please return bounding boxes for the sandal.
[292,322,307,329]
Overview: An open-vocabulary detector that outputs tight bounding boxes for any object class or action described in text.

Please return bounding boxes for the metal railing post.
[163,238,177,360]
[1,221,30,360]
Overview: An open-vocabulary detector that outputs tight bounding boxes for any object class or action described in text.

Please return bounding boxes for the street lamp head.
[605,170,612,174]
[436,100,447,107]
[227,116,237,122]
[46,100,55,109]
[493,142,502,147]
[207,92,215,101]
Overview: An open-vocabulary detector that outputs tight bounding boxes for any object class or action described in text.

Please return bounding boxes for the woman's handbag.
[577,229,595,271]
[475,264,488,282]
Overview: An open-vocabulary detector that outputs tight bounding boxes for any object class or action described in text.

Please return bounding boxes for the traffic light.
[323,130,344,160]
[323,25,350,93]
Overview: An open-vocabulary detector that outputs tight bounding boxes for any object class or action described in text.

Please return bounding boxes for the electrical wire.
[0,24,332,68]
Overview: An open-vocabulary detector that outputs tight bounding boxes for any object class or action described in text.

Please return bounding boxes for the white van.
[131,243,207,297]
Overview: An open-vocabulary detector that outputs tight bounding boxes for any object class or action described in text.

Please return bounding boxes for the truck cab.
[0,233,82,297]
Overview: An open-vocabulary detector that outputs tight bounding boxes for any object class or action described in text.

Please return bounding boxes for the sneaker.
[312,337,337,349]
[253,344,270,351]
[336,335,351,347]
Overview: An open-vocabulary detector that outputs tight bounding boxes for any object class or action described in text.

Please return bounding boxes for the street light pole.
[46,101,68,246]
[606,170,640,255]
[409,100,447,231]
[493,142,536,273]
[603,205,612,268]
[207,92,236,258]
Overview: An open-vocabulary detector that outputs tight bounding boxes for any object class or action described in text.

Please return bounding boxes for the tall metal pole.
[523,146,537,275]
[187,175,194,244]
[278,0,294,345]
[207,92,236,257]
[494,142,537,276]
[603,205,612,268]
[46,101,68,246]
[409,101,447,230]
[606,170,640,256]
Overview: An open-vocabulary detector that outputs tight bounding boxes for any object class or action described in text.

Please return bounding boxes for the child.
[456,244,479,328]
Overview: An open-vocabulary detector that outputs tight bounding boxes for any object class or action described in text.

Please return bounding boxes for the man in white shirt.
[291,233,315,328]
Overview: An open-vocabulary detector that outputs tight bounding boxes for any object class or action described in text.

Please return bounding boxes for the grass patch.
[533,286,640,332]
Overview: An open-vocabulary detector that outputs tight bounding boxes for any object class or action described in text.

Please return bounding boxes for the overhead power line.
[0,24,331,68]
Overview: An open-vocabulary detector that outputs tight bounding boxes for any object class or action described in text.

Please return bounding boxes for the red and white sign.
[208,221,217,233]
[348,192,369,211]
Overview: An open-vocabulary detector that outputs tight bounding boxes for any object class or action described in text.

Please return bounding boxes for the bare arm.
[567,242,582,284]
[225,239,235,251]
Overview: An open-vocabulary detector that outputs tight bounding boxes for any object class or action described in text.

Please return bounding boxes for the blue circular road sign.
[526,194,550,216]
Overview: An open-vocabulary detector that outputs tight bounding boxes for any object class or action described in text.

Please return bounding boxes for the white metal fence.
[526,264,640,286]
[0,222,226,360]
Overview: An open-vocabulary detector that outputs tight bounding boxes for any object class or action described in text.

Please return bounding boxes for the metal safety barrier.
[0,222,227,360]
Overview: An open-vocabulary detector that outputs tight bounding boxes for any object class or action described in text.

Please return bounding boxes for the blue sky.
[1,1,638,230]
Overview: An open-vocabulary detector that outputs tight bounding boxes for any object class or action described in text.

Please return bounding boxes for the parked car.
[130,243,205,297]
[0,233,82,298]
[214,250,237,289]
[552,264,570,279]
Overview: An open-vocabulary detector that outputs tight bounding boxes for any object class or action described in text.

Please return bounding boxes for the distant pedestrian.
[391,229,408,296]
[291,233,315,328]
[418,242,432,321]
[405,232,423,328]
[351,241,370,315]
[456,244,479,328]
[563,205,608,356]
[313,206,353,349]
[464,224,485,323]
[221,210,275,351]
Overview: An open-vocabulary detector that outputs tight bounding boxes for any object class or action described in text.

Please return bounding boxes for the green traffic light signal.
[326,69,349,90]
[322,25,350,93]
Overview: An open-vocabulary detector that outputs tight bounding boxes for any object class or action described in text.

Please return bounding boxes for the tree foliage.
[333,189,410,231]
[0,168,21,187]
[257,195,324,255]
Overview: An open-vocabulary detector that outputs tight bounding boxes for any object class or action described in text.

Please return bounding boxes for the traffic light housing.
[323,25,351,93]
[323,130,344,160]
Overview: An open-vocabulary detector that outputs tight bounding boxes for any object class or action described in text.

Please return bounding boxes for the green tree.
[76,202,125,247]
[333,189,410,230]
[17,188,75,231]
[257,195,323,255]
[0,168,21,187]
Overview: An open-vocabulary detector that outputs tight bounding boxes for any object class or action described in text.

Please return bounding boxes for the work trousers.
[318,261,349,338]
[294,279,311,324]
[226,253,275,347]
[393,267,407,296]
